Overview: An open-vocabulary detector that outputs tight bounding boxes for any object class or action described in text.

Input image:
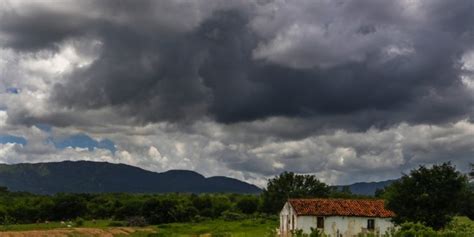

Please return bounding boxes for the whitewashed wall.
[296,215,394,237]
[279,202,298,236]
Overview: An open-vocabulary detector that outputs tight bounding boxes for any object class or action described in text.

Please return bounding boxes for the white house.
[280,198,395,237]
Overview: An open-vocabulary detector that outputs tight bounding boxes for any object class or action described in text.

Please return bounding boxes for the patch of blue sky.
[35,123,52,132]
[0,135,27,145]
[53,133,116,154]
[6,87,19,94]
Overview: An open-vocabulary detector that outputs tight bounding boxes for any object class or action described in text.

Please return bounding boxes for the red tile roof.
[288,198,395,218]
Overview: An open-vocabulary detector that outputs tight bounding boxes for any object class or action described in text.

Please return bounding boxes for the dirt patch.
[0,227,155,237]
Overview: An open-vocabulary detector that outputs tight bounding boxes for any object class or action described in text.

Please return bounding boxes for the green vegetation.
[0,161,473,236]
[153,218,277,236]
[261,171,332,213]
[1,217,472,236]
[381,162,472,229]
[1,219,112,231]
[0,218,277,236]
[386,217,474,237]
[0,175,356,227]
[0,191,268,225]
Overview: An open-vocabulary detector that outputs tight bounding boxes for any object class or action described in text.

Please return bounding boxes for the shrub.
[236,196,259,214]
[108,221,125,227]
[291,229,306,237]
[221,210,245,221]
[75,217,84,226]
[192,215,210,223]
[126,216,148,227]
[392,222,437,237]
[310,227,326,237]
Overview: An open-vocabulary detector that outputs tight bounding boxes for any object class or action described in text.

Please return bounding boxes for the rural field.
[1,217,473,236]
[0,218,278,237]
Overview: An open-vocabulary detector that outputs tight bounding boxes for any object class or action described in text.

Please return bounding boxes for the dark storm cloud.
[0,6,89,51]
[1,0,473,131]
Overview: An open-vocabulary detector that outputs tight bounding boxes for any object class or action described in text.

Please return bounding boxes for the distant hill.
[0,161,261,194]
[336,179,396,196]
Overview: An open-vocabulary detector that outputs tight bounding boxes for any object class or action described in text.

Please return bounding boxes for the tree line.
[0,162,473,230]
[0,191,264,225]
[0,180,357,225]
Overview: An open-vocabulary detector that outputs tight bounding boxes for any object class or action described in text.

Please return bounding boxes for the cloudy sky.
[0,0,473,186]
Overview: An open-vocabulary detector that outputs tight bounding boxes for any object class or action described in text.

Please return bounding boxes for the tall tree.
[261,172,330,213]
[384,162,468,229]
[462,163,474,220]
[470,163,474,181]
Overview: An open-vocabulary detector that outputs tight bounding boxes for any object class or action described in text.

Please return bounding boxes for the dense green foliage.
[387,217,474,237]
[0,189,266,225]
[261,172,331,213]
[470,163,474,180]
[383,163,470,229]
[0,174,357,226]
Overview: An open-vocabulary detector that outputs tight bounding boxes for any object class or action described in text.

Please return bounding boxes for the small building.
[279,198,395,237]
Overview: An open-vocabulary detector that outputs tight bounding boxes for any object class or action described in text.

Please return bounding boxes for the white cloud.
[1,116,474,186]
[0,110,7,127]
[148,146,169,166]
[0,0,473,188]
[20,40,101,75]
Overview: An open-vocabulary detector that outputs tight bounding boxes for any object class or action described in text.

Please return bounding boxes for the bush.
[394,222,437,237]
[108,221,125,227]
[126,216,148,227]
[221,210,245,221]
[388,220,474,237]
[291,229,305,237]
[236,196,259,214]
[310,227,326,237]
[192,215,210,223]
[75,217,84,226]
[443,217,474,236]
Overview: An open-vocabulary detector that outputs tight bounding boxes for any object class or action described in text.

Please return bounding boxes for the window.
[367,219,375,230]
[317,217,324,228]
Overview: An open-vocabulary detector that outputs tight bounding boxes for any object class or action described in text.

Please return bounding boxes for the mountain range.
[0,160,395,195]
[0,161,261,194]
[337,180,396,196]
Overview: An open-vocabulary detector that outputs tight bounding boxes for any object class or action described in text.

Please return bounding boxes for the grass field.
[154,218,277,236]
[0,219,112,231]
[1,217,471,236]
[0,218,277,236]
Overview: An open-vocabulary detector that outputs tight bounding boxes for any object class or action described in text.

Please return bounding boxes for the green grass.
[0,219,115,231]
[3,217,471,237]
[154,218,278,237]
[0,218,278,237]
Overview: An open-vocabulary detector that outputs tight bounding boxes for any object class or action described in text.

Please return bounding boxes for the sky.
[0,0,473,187]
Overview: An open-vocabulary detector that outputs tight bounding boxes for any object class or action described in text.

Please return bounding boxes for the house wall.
[295,216,394,237]
[279,202,297,236]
